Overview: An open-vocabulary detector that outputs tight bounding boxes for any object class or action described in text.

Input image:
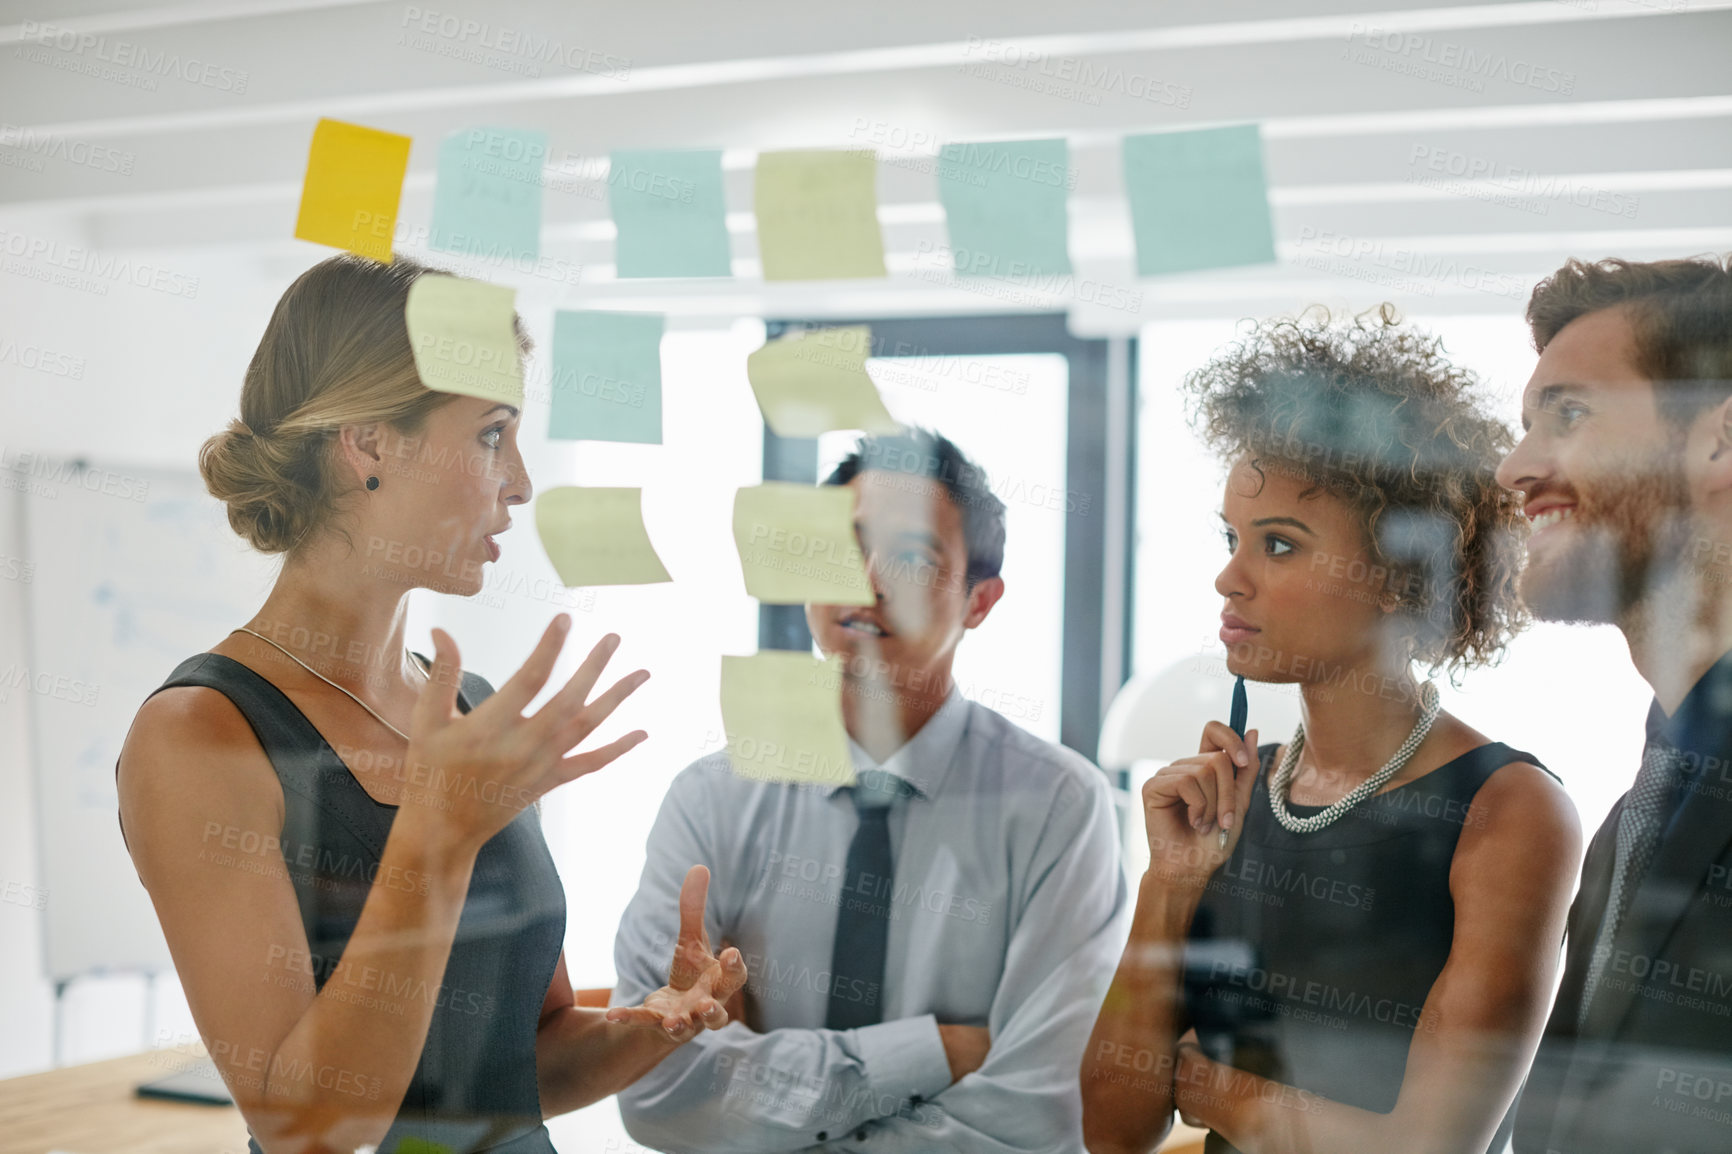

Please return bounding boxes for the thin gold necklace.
[230,627,423,742]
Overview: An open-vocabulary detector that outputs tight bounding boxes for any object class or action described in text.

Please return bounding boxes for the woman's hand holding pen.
[402,614,650,856]
[1141,722,1260,889]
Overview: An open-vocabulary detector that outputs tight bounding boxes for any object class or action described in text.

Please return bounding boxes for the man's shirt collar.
[832,682,970,799]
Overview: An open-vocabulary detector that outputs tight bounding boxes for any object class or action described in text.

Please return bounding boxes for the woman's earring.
[366,475,380,491]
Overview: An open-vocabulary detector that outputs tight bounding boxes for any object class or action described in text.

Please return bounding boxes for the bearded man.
[1497,255,1732,1154]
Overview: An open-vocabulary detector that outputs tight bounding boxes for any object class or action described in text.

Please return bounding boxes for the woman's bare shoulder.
[117,676,285,867]
[1456,753,1583,875]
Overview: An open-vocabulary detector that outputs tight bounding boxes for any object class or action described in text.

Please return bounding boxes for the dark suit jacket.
[1515,659,1732,1154]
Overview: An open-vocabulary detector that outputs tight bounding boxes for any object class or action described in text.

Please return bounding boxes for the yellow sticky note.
[404,276,523,405]
[746,326,900,438]
[753,150,887,281]
[732,483,874,605]
[720,652,855,785]
[294,118,412,263]
[535,487,672,587]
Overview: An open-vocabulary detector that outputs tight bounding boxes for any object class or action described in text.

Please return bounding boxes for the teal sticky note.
[1123,125,1276,276]
[430,126,547,264]
[548,311,664,444]
[609,149,732,278]
[937,138,1072,278]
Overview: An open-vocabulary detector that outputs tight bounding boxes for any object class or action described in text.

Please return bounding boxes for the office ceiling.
[2,0,1729,329]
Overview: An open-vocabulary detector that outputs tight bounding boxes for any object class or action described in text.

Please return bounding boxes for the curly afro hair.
[1184,304,1529,676]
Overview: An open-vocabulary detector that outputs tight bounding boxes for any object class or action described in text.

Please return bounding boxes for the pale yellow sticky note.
[720,651,856,785]
[404,276,523,405]
[753,150,887,281]
[733,483,874,605]
[746,326,901,438]
[294,118,412,263]
[535,487,672,586]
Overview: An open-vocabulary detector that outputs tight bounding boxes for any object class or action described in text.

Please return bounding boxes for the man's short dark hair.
[1527,254,1732,429]
[822,427,1007,590]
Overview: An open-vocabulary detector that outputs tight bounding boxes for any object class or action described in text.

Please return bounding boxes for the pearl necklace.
[1267,681,1441,833]
[231,627,424,742]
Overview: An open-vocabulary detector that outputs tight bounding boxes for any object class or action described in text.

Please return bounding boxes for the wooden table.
[0,1050,250,1154]
[0,1048,1210,1154]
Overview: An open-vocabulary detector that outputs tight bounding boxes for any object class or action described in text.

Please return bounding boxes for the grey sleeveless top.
[119,651,566,1154]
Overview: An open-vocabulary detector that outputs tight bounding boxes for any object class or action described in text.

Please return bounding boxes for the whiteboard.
[22,460,278,981]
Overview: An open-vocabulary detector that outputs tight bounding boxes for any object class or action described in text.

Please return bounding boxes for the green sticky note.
[937,138,1072,277]
[609,149,732,278]
[753,149,886,281]
[1123,124,1277,276]
[430,126,547,264]
[404,276,522,405]
[394,1142,456,1154]
[294,118,411,263]
[547,311,664,444]
[746,326,899,438]
[535,487,672,587]
[732,483,874,605]
[720,651,856,785]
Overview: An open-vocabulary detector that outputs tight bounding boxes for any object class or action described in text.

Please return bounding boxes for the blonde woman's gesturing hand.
[402,615,650,855]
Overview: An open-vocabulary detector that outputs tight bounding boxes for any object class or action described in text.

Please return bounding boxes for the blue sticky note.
[937,138,1072,278]
[608,149,732,278]
[1123,125,1276,276]
[548,311,664,444]
[430,126,547,264]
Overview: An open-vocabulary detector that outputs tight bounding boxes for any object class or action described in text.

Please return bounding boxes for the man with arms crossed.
[1498,255,1732,1154]
[611,428,1128,1152]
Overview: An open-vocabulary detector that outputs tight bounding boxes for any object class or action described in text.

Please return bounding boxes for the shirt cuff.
[850,1014,953,1107]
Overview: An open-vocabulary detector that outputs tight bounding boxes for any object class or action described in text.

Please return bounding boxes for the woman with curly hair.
[1081,307,1582,1154]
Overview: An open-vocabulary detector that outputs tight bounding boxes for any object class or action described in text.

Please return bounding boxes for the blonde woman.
[116,253,745,1154]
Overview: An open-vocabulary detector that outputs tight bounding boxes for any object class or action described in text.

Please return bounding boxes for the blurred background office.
[1,0,1727,1149]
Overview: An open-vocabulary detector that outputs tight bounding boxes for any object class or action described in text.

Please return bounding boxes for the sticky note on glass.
[753,150,886,281]
[535,487,671,586]
[431,126,547,264]
[733,483,874,605]
[294,119,412,263]
[548,311,663,444]
[404,276,522,404]
[609,149,732,278]
[1123,125,1276,276]
[937,138,1072,278]
[720,651,855,785]
[746,326,899,438]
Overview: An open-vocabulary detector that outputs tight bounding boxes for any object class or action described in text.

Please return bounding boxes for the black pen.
[1223,675,1248,848]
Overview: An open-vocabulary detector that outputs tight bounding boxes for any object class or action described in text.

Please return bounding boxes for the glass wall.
[1131,315,1651,841]
[818,352,1070,747]
[417,323,767,988]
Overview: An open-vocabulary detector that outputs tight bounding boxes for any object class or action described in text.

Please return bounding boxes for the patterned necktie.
[826,770,914,1030]
[1577,737,1686,1028]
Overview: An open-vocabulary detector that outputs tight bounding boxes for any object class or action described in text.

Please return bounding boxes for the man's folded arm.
[611,775,955,1154]
[836,769,1131,1153]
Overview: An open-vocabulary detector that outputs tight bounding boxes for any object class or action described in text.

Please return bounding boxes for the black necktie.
[826,770,913,1030]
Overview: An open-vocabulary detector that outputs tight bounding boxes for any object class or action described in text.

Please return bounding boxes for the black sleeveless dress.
[117,652,566,1154]
[1183,741,1550,1154]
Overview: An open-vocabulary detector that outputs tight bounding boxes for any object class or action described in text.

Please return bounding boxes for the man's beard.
[1520,449,1695,625]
